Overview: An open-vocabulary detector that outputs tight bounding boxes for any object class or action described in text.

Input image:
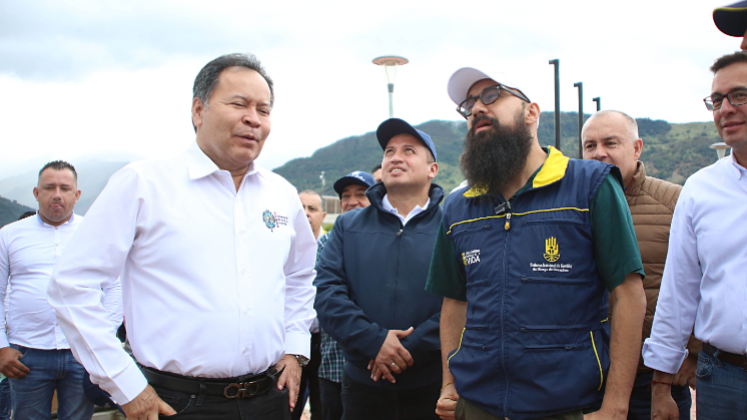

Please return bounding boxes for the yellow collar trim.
[533,146,569,188]
[462,146,569,197]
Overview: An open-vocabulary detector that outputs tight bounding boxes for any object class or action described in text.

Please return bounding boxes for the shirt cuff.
[285,331,312,359]
[642,339,688,374]
[100,358,149,405]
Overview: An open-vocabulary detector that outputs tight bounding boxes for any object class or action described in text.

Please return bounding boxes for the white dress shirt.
[643,153,747,374]
[0,214,122,350]
[48,142,317,405]
[382,195,430,226]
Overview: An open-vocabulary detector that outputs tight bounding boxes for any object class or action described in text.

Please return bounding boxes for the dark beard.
[460,113,533,196]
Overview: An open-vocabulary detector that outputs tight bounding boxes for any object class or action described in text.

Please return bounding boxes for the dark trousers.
[340,373,440,420]
[318,378,342,420]
[627,371,691,420]
[153,382,291,420]
[292,332,322,420]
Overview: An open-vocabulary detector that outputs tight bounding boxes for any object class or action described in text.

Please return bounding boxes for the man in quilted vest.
[582,110,699,420]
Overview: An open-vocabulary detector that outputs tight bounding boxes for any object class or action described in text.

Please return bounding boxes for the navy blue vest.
[444,148,619,419]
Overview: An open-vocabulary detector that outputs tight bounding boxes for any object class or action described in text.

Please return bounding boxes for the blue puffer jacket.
[314,182,444,390]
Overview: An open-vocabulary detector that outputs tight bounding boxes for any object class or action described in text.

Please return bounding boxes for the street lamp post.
[710,142,731,160]
[549,59,561,151]
[373,56,409,118]
[574,82,583,159]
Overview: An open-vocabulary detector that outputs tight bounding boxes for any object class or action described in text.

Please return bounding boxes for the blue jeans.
[0,377,11,420]
[695,349,747,419]
[8,345,94,420]
[340,373,440,420]
[627,370,691,419]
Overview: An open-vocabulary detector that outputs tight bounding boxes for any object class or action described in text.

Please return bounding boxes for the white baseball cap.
[447,67,529,105]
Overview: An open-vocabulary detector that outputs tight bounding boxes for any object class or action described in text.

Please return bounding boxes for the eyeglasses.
[457,84,531,118]
[704,88,747,111]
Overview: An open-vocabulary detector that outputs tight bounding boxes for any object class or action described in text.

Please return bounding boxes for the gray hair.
[193,53,274,108]
[583,110,639,142]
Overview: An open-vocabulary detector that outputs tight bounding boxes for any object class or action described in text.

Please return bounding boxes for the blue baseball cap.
[714,1,747,36]
[376,118,437,162]
[333,171,376,198]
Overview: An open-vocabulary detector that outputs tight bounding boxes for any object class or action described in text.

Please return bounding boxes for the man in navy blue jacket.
[315,118,444,420]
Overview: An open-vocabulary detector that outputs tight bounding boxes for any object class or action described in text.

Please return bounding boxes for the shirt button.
[241,268,249,276]
[243,348,248,355]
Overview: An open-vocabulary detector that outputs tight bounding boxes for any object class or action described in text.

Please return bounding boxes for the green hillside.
[0,196,34,229]
[274,112,722,196]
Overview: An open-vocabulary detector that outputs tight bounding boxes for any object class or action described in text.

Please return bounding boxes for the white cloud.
[0,0,739,173]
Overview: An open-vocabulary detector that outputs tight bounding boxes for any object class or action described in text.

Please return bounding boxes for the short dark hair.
[300,189,324,209]
[371,163,382,173]
[18,211,36,221]
[711,51,747,73]
[38,160,77,184]
[193,53,274,108]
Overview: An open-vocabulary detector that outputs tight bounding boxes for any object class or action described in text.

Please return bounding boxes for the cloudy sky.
[0,0,740,178]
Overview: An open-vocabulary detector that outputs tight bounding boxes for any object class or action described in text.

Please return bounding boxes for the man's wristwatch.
[290,354,309,367]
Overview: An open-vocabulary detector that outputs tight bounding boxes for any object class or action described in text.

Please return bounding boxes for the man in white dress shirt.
[47,53,317,420]
[643,51,747,419]
[0,161,123,420]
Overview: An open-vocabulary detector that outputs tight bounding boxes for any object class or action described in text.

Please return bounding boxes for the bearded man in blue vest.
[425,68,647,420]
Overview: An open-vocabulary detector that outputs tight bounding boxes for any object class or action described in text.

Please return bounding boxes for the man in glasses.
[714,1,747,50]
[426,68,646,420]
[581,110,696,420]
[644,52,747,419]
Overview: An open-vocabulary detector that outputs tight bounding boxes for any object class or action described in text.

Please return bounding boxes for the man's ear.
[192,97,206,131]
[428,162,439,181]
[525,102,541,126]
[633,138,643,160]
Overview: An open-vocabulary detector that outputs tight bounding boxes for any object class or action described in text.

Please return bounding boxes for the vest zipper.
[504,201,512,231]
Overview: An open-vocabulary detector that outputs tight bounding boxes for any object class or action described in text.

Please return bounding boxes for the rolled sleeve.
[643,186,702,374]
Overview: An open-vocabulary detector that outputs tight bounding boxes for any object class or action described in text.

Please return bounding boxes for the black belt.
[140,365,283,399]
[703,343,747,371]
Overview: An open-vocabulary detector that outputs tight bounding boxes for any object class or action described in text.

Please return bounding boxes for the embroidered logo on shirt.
[262,210,289,232]
[544,236,560,262]
[462,249,481,266]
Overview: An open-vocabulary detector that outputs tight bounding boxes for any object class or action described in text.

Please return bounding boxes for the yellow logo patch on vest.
[544,237,560,262]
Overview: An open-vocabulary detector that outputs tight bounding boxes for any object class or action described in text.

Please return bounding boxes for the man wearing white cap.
[426,68,646,420]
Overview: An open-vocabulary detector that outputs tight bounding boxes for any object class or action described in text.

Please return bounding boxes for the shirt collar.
[381,195,430,217]
[185,142,258,181]
[36,212,75,226]
[729,152,747,180]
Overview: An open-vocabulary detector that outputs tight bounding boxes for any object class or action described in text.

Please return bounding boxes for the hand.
[435,382,458,420]
[651,385,679,419]
[370,328,414,383]
[674,355,697,389]
[0,347,30,379]
[275,355,303,412]
[121,385,176,420]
